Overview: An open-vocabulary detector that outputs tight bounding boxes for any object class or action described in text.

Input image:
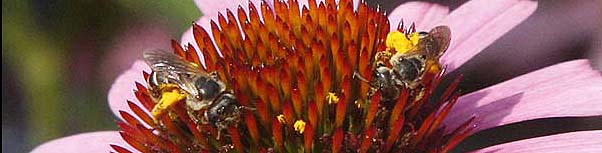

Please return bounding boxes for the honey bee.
[356,26,451,102]
[143,50,242,136]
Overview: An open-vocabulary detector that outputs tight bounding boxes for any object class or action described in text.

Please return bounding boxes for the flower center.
[114,0,474,152]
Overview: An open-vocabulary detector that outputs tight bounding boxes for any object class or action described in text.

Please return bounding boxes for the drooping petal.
[440,0,538,72]
[475,130,602,153]
[445,59,602,132]
[108,60,150,120]
[387,1,449,31]
[30,131,132,153]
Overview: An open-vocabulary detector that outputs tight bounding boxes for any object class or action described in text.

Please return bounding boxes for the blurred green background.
[2,0,601,152]
[3,0,200,152]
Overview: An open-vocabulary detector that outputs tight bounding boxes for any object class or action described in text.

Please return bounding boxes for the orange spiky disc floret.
[115,0,474,152]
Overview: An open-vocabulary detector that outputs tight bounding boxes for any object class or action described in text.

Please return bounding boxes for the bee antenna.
[353,71,370,83]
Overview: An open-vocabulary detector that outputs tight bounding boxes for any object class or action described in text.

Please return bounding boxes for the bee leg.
[366,88,376,98]
[353,71,370,83]
[403,86,425,112]
[209,72,220,79]
[414,89,425,102]
[404,81,419,90]
[242,106,256,111]
[201,111,210,125]
[215,121,231,140]
[216,127,223,140]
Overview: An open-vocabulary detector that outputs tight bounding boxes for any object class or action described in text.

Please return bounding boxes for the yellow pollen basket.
[293,120,306,134]
[151,86,187,118]
[385,31,421,54]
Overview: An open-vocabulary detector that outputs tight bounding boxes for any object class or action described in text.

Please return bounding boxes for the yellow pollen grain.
[294,120,306,134]
[386,31,414,54]
[326,92,340,104]
[151,87,186,118]
[409,32,421,45]
[277,114,286,123]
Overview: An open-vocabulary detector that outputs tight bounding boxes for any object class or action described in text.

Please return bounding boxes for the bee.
[356,26,451,102]
[143,50,242,137]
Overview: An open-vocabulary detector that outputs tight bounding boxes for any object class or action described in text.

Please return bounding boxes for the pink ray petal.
[192,0,268,30]
[475,130,602,153]
[31,131,132,153]
[108,60,151,120]
[444,59,602,132]
[194,0,268,19]
[440,0,538,72]
[387,1,449,31]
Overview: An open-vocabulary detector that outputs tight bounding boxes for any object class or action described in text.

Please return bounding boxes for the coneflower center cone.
[113,0,474,152]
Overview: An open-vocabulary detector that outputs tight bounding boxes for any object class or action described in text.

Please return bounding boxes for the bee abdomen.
[395,57,424,81]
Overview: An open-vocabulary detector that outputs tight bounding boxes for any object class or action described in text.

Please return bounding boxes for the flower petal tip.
[108,60,150,120]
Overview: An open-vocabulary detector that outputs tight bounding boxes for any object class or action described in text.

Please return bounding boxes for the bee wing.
[143,49,205,75]
[425,26,451,58]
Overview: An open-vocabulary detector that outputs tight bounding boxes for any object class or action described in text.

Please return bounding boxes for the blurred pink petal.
[440,0,538,72]
[387,1,449,31]
[108,60,150,120]
[102,21,171,83]
[475,130,602,153]
[444,59,602,132]
[193,0,268,20]
[190,0,266,35]
[30,131,131,153]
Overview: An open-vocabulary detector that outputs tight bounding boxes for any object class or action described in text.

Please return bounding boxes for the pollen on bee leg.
[294,120,307,134]
[385,31,414,53]
[326,92,340,104]
[151,88,186,118]
[423,59,444,76]
[408,32,421,45]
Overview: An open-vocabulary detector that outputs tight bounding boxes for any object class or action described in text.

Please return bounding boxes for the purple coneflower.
[33,0,602,152]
